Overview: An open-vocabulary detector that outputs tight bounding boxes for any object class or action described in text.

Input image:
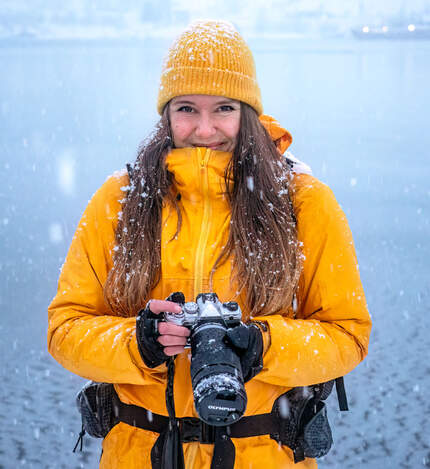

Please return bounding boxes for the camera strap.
[150,357,185,469]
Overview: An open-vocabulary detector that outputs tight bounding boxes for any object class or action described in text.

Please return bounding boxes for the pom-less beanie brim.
[157,20,263,115]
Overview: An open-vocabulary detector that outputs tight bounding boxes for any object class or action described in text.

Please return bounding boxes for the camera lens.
[190,322,247,426]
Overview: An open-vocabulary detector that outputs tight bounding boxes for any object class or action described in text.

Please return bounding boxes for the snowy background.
[1,1,430,468]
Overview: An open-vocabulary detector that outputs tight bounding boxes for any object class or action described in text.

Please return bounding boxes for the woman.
[48,20,371,468]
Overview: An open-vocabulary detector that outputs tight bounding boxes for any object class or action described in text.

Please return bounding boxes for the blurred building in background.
[1,0,430,39]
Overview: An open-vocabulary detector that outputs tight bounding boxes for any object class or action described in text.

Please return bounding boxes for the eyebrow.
[172,98,238,106]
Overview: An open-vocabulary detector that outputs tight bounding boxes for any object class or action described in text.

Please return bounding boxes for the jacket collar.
[165,147,232,203]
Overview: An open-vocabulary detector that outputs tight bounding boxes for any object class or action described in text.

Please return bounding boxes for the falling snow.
[1,16,429,469]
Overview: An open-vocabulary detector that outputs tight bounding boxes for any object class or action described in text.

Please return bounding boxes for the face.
[168,95,241,152]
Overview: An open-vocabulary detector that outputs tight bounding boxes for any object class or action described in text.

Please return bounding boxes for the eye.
[217,105,235,112]
[177,105,194,113]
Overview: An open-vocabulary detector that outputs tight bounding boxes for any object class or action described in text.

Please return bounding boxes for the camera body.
[163,293,247,427]
[164,292,242,328]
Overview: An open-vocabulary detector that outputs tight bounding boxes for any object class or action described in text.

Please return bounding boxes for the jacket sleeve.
[252,175,371,387]
[47,175,166,385]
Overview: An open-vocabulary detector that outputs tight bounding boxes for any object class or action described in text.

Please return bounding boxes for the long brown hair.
[104,103,302,317]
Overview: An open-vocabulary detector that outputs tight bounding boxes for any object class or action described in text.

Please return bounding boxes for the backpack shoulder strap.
[126,163,134,180]
[335,377,349,411]
[312,377,349,411]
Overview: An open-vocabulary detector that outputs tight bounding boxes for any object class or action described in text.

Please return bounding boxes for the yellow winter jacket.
[48,121,371,469]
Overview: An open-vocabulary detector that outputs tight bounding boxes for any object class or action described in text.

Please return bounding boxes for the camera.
[163,292,247,427]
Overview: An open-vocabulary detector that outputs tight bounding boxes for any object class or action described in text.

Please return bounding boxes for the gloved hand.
[136,292,188,368]
[225,323,264,382]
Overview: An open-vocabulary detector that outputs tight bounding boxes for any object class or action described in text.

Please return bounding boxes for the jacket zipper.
[193,147,212,296]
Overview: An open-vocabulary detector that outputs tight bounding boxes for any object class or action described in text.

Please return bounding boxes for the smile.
[193,143,225,149]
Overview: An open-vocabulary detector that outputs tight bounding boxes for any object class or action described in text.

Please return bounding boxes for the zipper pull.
[201,148,210,167]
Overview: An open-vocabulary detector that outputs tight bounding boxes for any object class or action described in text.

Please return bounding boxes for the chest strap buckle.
[180,417,216,444]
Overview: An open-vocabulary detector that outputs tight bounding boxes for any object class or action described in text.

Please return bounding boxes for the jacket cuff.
[252,320,271,356]
[129,327,168,376]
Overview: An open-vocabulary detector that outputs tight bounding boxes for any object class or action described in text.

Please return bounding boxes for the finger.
[158,335,188,347]
[158,322,190,337]
[164,345,186,356]
[148,299,182,315]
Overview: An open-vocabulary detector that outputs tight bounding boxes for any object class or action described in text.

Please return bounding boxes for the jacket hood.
[259,114,293,154]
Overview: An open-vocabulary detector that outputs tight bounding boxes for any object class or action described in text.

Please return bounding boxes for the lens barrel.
[190,321,247,426]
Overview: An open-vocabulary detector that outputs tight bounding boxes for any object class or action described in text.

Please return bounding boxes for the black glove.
[225,322,264,382]
[136,292,185,368]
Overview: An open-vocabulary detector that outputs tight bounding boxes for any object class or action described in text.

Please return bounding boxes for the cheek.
[226,116,241,140]
[171,121,191,144]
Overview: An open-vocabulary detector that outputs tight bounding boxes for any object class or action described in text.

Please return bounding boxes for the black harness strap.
[112,377,347,468]
[114,395,278,469]
[114,393,278,442]
[113,391,169,433]
[227,413,276,438]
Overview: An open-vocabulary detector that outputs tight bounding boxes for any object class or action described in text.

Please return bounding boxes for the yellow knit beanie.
[157,20,263,116]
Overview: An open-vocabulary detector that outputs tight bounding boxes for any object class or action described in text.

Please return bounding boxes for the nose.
[194,113,216,139]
